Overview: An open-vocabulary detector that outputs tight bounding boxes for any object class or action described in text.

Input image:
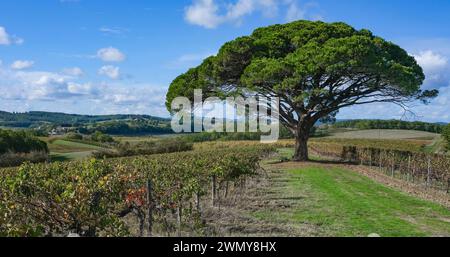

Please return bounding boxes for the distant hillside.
[0,111,170,128]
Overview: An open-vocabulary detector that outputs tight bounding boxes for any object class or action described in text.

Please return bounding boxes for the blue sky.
[0,0,450,122]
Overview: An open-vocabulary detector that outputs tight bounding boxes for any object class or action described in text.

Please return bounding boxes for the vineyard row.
[310,142,450,192]
[0,145,276,237]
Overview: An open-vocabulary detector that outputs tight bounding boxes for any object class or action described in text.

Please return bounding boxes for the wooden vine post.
[360,149,364,166]
[146,179,153,237]
[391,152,395,177]
[177,202,182,237]
[447,178,450,194]
[426,157,432,189]
[225,181,229,199]
[379,150,383,171]
[196,192,201,213]
[407,155,411,182]
[211,175,217,207]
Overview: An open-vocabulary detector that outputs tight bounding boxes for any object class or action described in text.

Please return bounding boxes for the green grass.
[50,151,94,162]
[51,140,104,150]
[47,140,103,153]
[277,148,322,161]
[423,135,448,154]
[254,161,450,237]
[46,140,105,161]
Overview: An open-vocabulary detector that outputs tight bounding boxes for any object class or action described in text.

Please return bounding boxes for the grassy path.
[46,140,106,161]
[250,157,450,237]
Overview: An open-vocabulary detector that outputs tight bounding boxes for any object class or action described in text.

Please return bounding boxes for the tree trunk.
[293,126,310,162]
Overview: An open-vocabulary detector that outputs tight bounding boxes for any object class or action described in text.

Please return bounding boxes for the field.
[2,129,450,237]
[114,134,174,144]
[50,151,96,162]
[328,129,439,140]
[314,129,447,154]
[40,138,107,161]
[424,136,448,154]
[38,129,444,162]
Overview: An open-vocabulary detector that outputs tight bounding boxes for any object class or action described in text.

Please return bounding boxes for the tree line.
[332,119,445,134]
[79,120,173,136]
[0,111,169,128]
[0,129,48,155]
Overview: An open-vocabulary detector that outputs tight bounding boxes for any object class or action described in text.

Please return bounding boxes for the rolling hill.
[0,111,170,128]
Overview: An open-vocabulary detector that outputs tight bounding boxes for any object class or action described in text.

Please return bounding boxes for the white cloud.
[0,65,169,117]
[185,0,278,29]
[0,26,23,45]
[340,83,450,123]
[227,0,278,20]
[184,0,322,28]
[11,60,34,70]
[285,1,323,22]
[0,27,12,45]
[286,1,306,21]
[14,38,24,45]
[98,65,120,79]
[1,70,78,100]
[67,82,95,95]
[413,50,449,89]
[100,83,168,115]
[97,47,126,62]
[185,0,222,29]
[99,27,128,35]
[62,67,84,77]
[169,52,216,69]
[0,64,98,101]
[414,50,448,73]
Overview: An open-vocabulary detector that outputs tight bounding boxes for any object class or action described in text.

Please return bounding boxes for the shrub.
[91,131,115,143]
[443,124,450,150]
[92,138,193,159]
[65,132,83,140]
[0,151,49,167]
[333,119,444,133]
[182,127,297,143]
[0,129,48,155]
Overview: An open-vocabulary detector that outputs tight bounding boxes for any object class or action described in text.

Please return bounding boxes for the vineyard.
[310,138,431,152]
[310,142,450,192]
[0,145,275,237]
[2,137,450,237]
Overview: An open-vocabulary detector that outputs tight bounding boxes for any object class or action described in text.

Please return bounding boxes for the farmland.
[40,138,107,162]
[36,128,446,165]
[328,129,439,140]
[1,125,450,237]
[2,129,450,237]
[0,144,273,236]
[2,1,450,244]
[2,142,450,236]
